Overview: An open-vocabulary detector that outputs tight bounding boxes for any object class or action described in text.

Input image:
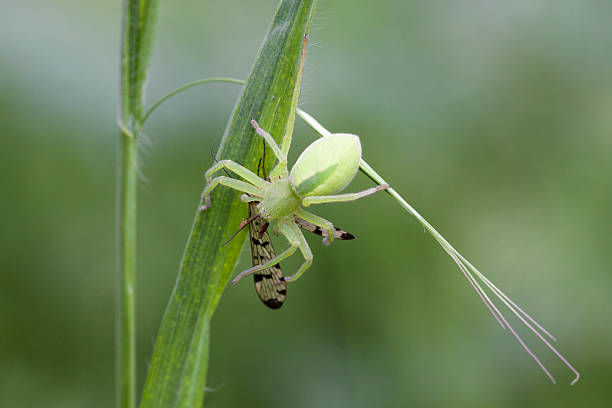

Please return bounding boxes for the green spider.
[200,119,388,285]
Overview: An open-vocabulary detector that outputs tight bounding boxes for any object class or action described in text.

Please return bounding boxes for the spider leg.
[294,207,336,246]
[204,159,266,187]
[231,240,298,285]
[240,194,260,203]
[250,119,287,165]
[200,176,262,211]
[231,218,313,284]
[302,184,389,207]
[200,160,266,211]
[280,219,313,283]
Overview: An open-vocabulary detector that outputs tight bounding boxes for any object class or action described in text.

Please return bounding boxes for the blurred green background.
[2,0,611,407]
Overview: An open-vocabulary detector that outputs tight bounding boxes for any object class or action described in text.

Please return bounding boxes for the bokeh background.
[2,0,611,407]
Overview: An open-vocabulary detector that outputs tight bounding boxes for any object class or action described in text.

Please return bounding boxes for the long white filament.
[297,108,579,385]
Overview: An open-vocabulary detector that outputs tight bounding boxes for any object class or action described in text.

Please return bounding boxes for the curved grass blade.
[140,2,317,407]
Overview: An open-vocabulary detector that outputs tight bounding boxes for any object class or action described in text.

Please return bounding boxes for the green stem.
[117,129,138,408]
[118,1,159,408]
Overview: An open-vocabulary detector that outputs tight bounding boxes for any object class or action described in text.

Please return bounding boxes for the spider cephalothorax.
[256,178,300,221]
[200,119,387,284]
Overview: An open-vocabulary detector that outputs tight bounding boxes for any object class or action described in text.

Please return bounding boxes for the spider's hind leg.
[280,219,313,283]
[231,239,298,284]
[231,218,313,284]
[294,207,336,246]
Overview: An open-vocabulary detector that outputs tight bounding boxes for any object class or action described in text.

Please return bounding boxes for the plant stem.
[117,128,138,408]
[118,1,159,407]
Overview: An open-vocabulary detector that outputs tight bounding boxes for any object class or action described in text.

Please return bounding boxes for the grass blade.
[140,2,317,407]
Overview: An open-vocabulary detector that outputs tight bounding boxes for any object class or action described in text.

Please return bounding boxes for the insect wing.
[294,217,355,240]
[249,203,287,309]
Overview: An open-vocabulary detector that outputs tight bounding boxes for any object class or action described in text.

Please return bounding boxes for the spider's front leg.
[200,177,261,211]
[240,194,260,203]
[200,159,266,211]
[250,120,285,162]
[250,119,292,180]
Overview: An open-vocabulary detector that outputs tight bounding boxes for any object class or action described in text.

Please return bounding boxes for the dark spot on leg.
[253,274,264,282]
[274,263,281,269]
[341,232,355,240]
[313,226,322,235]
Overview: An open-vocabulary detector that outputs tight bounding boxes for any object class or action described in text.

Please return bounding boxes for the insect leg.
[204,159,266,187]
[200,176,262,211]
[294,207,336,245]
[302,184,389,207]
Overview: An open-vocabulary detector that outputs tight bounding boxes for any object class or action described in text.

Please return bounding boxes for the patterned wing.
[294,217,355,240]
[249,202,287,309]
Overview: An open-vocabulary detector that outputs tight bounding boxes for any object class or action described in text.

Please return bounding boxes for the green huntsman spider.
[200,119,388,284]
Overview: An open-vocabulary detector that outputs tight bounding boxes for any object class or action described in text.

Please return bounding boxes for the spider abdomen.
[289,133,362,197]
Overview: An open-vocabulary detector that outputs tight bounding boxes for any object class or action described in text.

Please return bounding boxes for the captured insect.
[245,200,287,309]
[200,118,387,298]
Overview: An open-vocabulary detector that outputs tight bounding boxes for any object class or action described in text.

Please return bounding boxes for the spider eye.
[289,133,361,197]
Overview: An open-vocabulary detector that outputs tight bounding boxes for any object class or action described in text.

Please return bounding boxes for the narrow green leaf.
[140,1,317,407]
